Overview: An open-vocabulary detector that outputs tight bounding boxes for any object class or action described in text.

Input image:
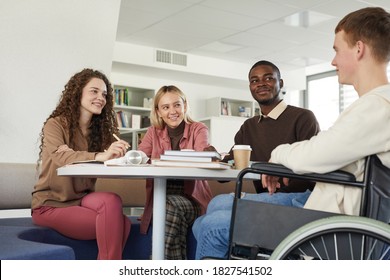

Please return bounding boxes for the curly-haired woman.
[32,68,131,260]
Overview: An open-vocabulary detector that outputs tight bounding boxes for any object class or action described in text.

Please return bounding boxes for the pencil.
[113,133,121,141]
[113,133,130,150]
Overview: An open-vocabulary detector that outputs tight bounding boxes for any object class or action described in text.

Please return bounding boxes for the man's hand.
[261,175,290,194]
[203,145,217,152]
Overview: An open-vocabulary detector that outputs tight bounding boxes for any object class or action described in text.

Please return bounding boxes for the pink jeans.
[32,192,131,260]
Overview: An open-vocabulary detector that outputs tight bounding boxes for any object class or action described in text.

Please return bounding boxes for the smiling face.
[156,91,186,129]
[80,77,107,117]
[249,65,283,106]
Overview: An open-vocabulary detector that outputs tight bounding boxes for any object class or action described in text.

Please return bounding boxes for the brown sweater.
[225,104,320,192]
[31,117,97,210]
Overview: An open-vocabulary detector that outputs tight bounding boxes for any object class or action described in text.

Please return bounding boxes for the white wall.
[113,42,250,82]
[0,0,121,163]
[0,0,306,164]
[111,42,303,120]
[110,72,251,121]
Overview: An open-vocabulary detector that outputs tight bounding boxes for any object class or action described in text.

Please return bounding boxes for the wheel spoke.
[309,241,323,260]
[366,239,378,260]
[321,236,330,260]
[270,216,390,260]
[379,245,390,260]
[348,233,354,260]
[360,235,365,260]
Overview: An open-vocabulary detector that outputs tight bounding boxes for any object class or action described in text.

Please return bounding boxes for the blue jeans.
[192,190,311,260]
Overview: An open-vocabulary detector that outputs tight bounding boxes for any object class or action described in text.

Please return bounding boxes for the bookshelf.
[113,85,155,149]
[206,97,255,118]
[202,97,258,153]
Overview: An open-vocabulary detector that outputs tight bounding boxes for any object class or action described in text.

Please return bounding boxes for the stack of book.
[152,150,230,169]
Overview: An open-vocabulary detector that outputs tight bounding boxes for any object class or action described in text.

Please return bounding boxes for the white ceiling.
[116,0,390,72]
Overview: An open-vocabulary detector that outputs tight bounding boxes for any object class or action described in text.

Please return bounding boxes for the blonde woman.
[138,85,213,259]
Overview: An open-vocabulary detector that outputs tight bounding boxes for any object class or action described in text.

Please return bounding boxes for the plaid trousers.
[164,180,201,259]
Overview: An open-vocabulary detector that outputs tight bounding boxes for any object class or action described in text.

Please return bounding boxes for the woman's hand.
[95,140,130,162]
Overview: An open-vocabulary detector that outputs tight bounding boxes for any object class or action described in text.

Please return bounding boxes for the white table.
[57,164,256,259]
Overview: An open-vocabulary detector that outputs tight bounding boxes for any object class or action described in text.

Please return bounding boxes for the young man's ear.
[356,40,365,59]
[279,78,284,89]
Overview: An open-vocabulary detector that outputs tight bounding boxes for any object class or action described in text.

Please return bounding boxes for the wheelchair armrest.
[249,161,362,187]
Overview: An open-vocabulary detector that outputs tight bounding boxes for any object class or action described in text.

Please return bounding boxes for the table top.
[57,163,258,181]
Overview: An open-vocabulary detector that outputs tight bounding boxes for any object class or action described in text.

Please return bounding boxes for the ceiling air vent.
[156,50,187,66]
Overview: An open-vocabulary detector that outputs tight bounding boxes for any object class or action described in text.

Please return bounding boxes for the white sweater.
[271,84,390,215]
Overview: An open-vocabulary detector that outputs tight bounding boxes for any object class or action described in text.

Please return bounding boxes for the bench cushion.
[0,225,75,260]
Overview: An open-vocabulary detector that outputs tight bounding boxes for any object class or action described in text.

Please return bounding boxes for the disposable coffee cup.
[125,150,143,165]
[233,145,252,169]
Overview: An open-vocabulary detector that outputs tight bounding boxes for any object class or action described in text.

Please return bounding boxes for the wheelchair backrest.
[363,155,390,224]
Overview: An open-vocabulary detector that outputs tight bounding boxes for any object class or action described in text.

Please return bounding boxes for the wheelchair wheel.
[270,216,390,260]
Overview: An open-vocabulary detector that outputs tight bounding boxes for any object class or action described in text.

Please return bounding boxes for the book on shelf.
[221,100,232,116]
[116,111,130,128]
[221,100,229,116]
[151,159,231,169]
[114,88,130,106]
[132,114,141,129]
[141,116,151,128]
[121,111,130,128]
[116,111,124,128]
[163,150,222,160]
[227,101,232,116]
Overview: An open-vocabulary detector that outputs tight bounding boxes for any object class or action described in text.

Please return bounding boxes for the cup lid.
[233,145,252,151]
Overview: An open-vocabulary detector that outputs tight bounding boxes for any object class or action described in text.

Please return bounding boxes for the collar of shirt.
[258,100,287,122]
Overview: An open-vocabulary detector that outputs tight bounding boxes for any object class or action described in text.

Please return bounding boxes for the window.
[306,67,390,130]
[306,71,357,130]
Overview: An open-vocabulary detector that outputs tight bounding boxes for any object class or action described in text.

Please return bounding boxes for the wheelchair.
[228,155,390,260]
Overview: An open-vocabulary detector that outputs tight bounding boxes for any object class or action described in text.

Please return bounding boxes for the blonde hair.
[150,85,194,129]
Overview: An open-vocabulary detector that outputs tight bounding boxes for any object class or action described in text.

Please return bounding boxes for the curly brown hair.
[37,68,118,165]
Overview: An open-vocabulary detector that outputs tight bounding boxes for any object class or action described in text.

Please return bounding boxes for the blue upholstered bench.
[0,216,196,260]
[0,225,75,260]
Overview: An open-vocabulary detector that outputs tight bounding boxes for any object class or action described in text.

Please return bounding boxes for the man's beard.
[257,92,279,106]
